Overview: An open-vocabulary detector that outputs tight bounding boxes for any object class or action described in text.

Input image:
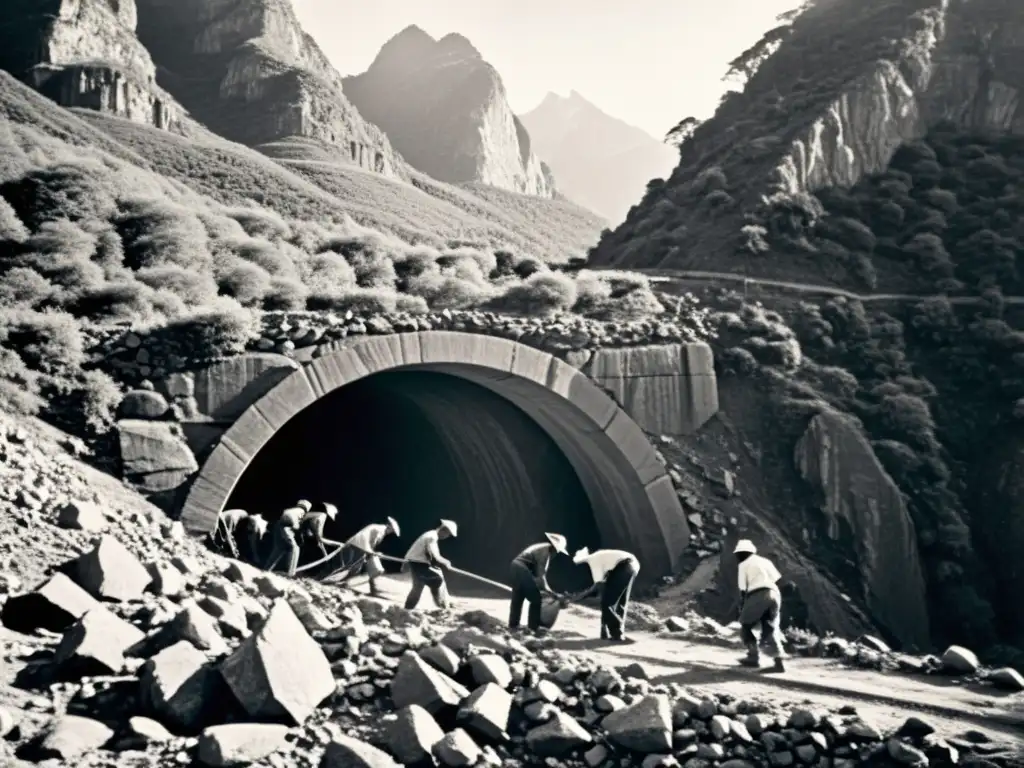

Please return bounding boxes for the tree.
[665,117,702,148]
[722,24,793,86]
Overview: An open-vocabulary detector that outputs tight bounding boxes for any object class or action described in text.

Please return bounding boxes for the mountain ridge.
[343,26,555,197]
[520,89,677,223]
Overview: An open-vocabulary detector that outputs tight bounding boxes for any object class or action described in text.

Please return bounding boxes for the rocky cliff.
[794,410,930,649]
[0,0,183,131]
[590,0,1024,270]
[520,91,678,223]
[343,26,555,197]
[132,0,404,176]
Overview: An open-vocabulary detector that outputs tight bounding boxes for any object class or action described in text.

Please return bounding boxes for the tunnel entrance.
[226,369,601,590]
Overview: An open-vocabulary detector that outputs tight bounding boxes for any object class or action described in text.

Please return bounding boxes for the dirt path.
[367,574,1024,744]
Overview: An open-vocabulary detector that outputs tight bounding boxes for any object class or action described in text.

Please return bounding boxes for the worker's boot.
[738,647,761,668]
[771,657,787,673]
[368,580,383,598]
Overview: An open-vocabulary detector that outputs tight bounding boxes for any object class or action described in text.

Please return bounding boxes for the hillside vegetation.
[0,72,656,439]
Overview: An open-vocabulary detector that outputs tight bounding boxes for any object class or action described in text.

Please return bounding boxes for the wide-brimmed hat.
[322,503,338,520]
[733,539,757,555]
[544,533,568,555]
[296,499,312,511]
[439,519,458,536]
[572,546,591,564]
[386,516,400,536]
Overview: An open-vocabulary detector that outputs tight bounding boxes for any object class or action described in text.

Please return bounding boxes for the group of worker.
[212,503,787,669]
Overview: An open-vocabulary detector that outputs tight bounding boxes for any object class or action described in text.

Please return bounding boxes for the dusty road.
[364,572,1024,744]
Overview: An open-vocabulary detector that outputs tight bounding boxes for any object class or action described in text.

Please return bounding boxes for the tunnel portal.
[180,332,689,585]
[226,369,600,589]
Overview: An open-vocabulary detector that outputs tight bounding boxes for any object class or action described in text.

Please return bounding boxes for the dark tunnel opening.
[225,369,603,591]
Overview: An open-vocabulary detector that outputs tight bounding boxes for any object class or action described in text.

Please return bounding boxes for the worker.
[264,499,311,576]
[212,508,248,558]
[237,512,269,566]
[402,519,458,611]
[334,516,401,596]
[299,502,344,559]
[508,533,568,632]
[733,539,787,672]
[570,547,640,643]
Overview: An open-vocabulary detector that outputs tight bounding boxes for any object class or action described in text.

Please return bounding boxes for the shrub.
[217,259,271,307]
[148,298,259,360]
[117,198,212,272]
[0,347,43,415]
[600,287,665,321]
[45,369,122,438]
[70,280,157,323]
[873,393,936,451]
[490,272,578,316]
[821,216,876,252]
[224,206,291,240]
[308,287,399,314]
[263,278,308,311]
[1,159,118,228]
[406,271,489,310]
[0,266,54,308]
[0,195,28,242]
[395,293,430,314]
[302,252,358,294]
[719,346,758,376]
[229,237,300,280]
[135,265,219,307]
[0,309,84,374]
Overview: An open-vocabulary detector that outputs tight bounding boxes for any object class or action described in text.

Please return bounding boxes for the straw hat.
[296,499,312,512]
[733,539,757,555]
[439,519,458,536]
[544,532,568,555]
[322,503,338,520]
[386,516,400,536]
[572,546,591,564]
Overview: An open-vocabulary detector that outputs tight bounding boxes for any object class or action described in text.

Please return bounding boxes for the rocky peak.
[131,0,404,176]
[0,0,183,131]
[343,28,555,197]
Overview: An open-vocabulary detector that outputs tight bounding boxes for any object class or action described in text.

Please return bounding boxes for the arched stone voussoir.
[511,344,618,430]
[604,408,668,487]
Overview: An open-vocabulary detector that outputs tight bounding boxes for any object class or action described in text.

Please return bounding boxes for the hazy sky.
[291,0,801,139]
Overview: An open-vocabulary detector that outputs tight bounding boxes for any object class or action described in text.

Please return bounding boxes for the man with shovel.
[570,547,640,643]
[402,519,457,611]
[508,533,568,633]
[733,538,787,672]
[299,502,345,560]
[265,499,312,576]
[332,516,401,597]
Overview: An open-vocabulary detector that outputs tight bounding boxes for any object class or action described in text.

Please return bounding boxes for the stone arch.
[180,331,689,579]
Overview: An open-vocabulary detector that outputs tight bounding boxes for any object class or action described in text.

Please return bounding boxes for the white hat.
[322,503,338,520]
[251,514,268,536]
[439,519,458,536]
[544,533,568,555]
[297,499,312,511]
[733,539,757,555]
[572,546,591,564]
[386,516,400,536]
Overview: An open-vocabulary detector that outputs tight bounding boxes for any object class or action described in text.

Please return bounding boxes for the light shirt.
[578,549,638,584]
[347,523,388,553]
[405,530,443,564]
[278,507,304,528]
[220,509,247,528]
[737,554,782,592]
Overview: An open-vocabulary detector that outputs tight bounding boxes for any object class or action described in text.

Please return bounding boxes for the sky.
[291,0,802,139]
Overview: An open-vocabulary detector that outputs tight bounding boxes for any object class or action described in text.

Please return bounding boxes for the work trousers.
[265,526,300,576]
[739,586,785,659]
[404,562,450,610]
[601,558,639,640]
[213,524,239,558]
[336,546,384,582]
[508,561,544,630]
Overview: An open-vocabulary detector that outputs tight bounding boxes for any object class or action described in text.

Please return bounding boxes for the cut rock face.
[218,600,334,725]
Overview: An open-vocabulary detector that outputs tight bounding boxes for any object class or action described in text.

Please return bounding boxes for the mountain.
[587,0,1024,667]
[343,26,555,197]
[0,0,185,131]
[519,90,678,223]
[0,1,603,259]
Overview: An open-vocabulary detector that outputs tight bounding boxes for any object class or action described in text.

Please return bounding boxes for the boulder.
[71,535,152,602]
[385,705,445,764]
[56,500,107,531]
[147,561,186,598]
[433,729,480,767]
[140,640,221,731]
[321,733,401,768]
[941,645,980,674]
[219,600,334,725]
[118,390,170,419]
[118,420,198,495]
[33,715,113,759]
[419,643,460,675]
[197,723,290,766]
[124,716,175,748]
[601,694,672,753]
[988,667,1024,692]
[163,603,230,655]
[53,606,145,676]
[391,651,470,715]
[0,573,99,633]
[457,682,512,741]
[525,711,593,757]
[469,654,512,688]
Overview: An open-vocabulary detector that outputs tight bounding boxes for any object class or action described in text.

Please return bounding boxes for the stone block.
[191,353,299,421]
[118,420,198,495]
